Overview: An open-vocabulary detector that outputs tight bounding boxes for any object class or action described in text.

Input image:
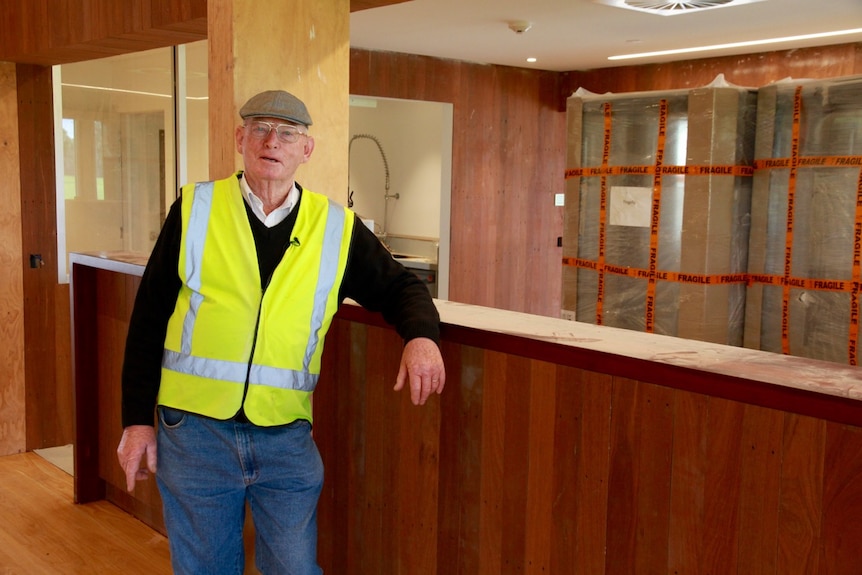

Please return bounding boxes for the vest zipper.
[238,237,299,417]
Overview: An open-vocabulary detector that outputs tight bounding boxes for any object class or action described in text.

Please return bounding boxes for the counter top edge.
[71,251,862,408]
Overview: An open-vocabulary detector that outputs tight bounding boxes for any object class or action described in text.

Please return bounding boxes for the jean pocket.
[159,406,187,429]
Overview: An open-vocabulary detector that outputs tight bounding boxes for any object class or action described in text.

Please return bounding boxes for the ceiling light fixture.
[508,20,532,34]
[594,0,764,16]
[608,27,862,60]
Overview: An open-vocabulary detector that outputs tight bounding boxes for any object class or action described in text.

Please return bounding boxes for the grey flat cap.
[240,90,313,126]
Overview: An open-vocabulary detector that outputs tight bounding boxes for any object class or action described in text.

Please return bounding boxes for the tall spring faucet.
[348,133,398,241]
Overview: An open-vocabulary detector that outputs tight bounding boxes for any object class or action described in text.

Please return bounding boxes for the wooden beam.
[0,0,407,66]
[0,0,207,66]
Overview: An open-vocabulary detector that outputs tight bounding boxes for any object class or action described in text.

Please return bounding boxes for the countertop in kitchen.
[391,253,437,270]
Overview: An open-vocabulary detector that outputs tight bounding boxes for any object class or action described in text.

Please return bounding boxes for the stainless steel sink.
[390,253,437,271]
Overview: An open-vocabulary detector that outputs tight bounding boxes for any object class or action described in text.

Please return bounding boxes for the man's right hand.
[116,425,157,492]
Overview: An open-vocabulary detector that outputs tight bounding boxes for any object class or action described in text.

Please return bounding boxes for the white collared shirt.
[240,174,299,228]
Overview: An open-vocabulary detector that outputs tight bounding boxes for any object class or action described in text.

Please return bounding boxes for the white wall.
[349,96,453,298]
[349,98,446,239]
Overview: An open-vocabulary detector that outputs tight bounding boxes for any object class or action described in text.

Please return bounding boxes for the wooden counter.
[71,251,862,574]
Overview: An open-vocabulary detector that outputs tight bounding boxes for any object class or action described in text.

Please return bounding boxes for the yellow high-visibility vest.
[158,173,354,426]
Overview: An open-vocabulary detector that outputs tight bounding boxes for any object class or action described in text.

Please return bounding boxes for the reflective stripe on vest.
[301,196,346,374]
[162,348,318,391]
[182,181,213,356]
[161,179,348,397]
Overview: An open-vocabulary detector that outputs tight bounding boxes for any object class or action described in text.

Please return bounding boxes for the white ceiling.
[350,0,862,72]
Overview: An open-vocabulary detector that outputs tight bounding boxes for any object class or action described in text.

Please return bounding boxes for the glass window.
[61,119,76,200]
[179,40,210,187]
[54,40,209,282]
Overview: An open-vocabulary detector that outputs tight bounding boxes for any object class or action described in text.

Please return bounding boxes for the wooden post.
[0,61,26,456]
[207,0,350,201]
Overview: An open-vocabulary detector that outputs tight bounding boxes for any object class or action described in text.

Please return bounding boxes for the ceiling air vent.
[593,0,765,16]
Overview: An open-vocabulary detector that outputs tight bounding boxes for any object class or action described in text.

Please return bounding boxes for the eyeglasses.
[245,121,306,143]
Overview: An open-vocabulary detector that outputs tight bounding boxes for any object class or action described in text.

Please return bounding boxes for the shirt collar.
[239,174,299,228]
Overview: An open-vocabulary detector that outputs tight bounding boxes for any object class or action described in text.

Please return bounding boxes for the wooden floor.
[0,452,172,574]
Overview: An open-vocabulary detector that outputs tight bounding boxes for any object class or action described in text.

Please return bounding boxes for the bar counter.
[71,251,862,574]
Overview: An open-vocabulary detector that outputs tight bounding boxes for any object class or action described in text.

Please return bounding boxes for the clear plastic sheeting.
[562,79,757,346]
[745,75,862,365]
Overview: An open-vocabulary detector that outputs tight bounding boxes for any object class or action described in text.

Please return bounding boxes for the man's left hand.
[394,337,445,405]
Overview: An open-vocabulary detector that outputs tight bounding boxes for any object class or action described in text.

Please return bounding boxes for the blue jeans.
[156,407,324,575]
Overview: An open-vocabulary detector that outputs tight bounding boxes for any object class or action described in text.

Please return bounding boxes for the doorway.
[349,96,453,300]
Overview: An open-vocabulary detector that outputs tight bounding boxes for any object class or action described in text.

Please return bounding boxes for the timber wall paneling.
[0,0,207,66]
[17,64,74,450]
[0,62,26,455]
[73,262,862,574]
[313,313,862,574]
[349,49,568,318]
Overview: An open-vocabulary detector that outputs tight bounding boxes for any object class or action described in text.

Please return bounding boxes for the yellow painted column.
[0,61,26,455]
[208,0,350,201]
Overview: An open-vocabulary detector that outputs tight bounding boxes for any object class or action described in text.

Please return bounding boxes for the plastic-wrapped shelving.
[744,75,862,365]
[561,76,757,346]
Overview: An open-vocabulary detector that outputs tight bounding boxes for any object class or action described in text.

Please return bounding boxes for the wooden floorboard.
[0,452,172,574]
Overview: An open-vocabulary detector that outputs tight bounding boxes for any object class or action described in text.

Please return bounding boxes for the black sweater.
[121,178,440,427]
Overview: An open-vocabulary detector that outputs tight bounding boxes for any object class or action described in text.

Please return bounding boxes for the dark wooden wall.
[16,64,74,450]
[313,307,862,575]
[350,50,568,317]
[0,0,208,66]
[75,261,862,574]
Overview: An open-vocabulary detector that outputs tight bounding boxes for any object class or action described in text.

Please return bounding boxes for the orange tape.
[565,164,754,178]
[850,168,862,365]
[644,100,668,333]
[780,87,803,355]
[754,155,862,170]
[595,103,613,325]
[564,261,862,293]
[566,156,862,179]
[747,273,861,292]
[565,259,748,286]
[566,153,862,182]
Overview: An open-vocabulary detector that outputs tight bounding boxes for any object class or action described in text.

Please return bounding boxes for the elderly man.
[117,89,445,574]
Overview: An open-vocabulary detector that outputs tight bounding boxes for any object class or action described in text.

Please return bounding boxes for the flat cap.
[239,90,313,126]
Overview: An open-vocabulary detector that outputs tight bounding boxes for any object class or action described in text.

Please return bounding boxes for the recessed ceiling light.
[526,57,537,63]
